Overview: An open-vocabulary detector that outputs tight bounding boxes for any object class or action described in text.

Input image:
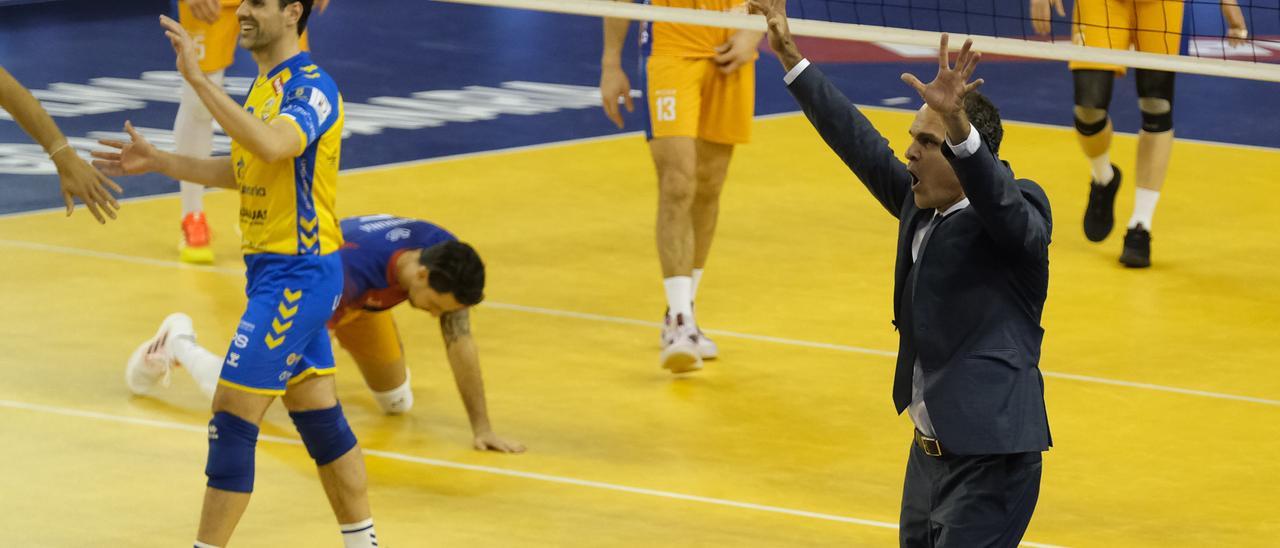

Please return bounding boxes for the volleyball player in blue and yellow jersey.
[172,0,331,264]
[93,2,379,547]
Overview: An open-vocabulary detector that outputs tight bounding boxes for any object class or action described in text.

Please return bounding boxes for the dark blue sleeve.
[786,64,913,219]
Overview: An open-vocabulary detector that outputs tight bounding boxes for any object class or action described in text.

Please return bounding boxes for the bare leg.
[649,136,698,279]
[690,139,734,271]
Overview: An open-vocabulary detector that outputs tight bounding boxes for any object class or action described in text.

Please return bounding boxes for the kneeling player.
[126,214,524,453]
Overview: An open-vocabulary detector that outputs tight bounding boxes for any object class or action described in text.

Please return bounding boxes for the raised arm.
[902,35,1051,257]
[749,0,911,218]
[440,309,525,454]
[160,15,306,163]
[0,66,123,223]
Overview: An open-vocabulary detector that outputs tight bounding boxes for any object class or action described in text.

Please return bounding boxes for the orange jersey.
[647,0,749,58]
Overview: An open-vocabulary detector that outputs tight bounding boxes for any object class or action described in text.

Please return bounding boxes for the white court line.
[3,107,1273,222]
[0,397,1064,548]
[1,237,1277,408]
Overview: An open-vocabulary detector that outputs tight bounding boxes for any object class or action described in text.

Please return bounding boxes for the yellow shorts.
[1070,0,1184,75]
[643,55,755,145]
[331,309,405,367]
[180,1,312,74]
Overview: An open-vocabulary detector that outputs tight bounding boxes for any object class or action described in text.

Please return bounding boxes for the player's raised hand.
[600,63,634,129]
[473,430,526,454]
[159,15,203,82]
[92,121,165,177]
[51,144,123,224]
[188,0,221,24]
[314,0,331,14]
[1029,0,1065,36]
[900,34,984,118]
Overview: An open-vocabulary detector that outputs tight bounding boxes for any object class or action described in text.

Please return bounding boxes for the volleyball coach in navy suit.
[749,1,1053,545]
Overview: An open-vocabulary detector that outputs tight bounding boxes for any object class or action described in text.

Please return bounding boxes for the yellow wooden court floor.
[0,110,1277,547]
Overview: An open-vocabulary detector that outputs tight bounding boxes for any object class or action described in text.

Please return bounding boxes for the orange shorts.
[642,55,755,145]
[180,0,311,73]
[1070,0,1184,75]
[331,309,404,367]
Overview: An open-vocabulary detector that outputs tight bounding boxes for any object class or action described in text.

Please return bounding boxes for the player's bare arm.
[1029,0,1066,36]
[440,309,526,454]
[160,15,307,163]
[93,121,237,189]
[187,0,221,24]
[599,1,634,129]
[1221,0,1248,47]
[0,66,122,223]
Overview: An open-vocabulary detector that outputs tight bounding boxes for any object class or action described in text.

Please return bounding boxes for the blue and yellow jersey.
[233,51,344,256]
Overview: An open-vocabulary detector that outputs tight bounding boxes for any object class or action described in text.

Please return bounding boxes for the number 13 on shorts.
[655,94,677,122]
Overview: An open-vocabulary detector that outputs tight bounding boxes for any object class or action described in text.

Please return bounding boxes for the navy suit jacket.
[788,65,1052,455]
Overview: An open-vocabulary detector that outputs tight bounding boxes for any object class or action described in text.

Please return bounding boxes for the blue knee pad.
[206,411,259,493]
[290,403,358,466]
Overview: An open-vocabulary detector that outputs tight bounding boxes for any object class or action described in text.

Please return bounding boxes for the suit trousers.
[899,439,1043,547]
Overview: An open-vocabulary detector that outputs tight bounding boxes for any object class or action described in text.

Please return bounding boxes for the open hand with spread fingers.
[92,121,166,177]
[900,34,984,118]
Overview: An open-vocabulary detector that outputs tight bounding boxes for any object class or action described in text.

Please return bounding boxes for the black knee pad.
[1074,115,1109,136]
[1073,69,1115,111]
[1135,69,1175,132]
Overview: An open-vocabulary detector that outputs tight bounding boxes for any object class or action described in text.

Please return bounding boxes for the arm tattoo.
[440,308,471,347]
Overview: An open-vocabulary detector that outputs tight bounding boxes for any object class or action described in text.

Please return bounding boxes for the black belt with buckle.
[914,429,944,457]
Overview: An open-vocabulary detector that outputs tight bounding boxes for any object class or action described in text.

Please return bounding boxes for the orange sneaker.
[179,211,214,264]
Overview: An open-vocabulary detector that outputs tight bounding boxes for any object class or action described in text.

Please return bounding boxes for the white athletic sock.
[664,276,693,318]
[1128,188,1160,230]
[372,369,414,414]
[174,70,224,216]
[340,518,379,548]
[170,334,222,399]
[1089,154,1115,186]
[690,268,704,303]
[193,541,220,548]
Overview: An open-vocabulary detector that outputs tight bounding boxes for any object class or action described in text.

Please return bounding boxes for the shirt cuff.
[782,58,811,86]
[946,124,981,159]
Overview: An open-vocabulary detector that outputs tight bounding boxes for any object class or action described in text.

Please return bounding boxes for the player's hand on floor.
[92,121,163,177]
[474,430,526,454]
[52,146,123,224]
[159,15,204,82]
[188,0,220,24]
[599,65,633,129]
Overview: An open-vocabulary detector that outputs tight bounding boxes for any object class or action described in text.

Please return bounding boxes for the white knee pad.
[372,369,414,415]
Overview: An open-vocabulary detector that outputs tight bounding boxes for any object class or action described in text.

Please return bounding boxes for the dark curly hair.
[963,92,1003,155]
[419,241,485,306]
[280,0,314,36]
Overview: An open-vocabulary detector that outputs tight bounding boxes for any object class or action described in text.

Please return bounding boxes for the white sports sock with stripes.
[341,519,379,548]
